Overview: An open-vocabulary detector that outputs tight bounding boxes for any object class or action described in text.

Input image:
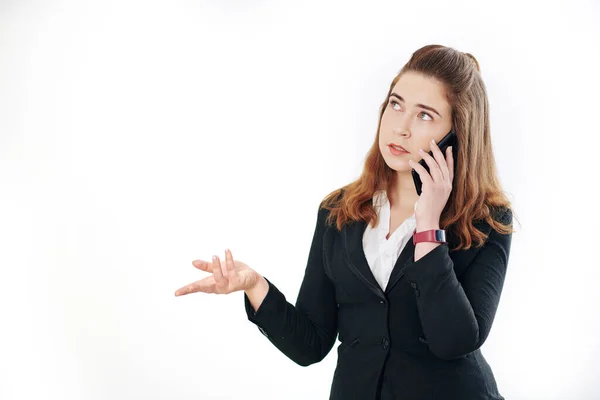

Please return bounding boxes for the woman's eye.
[388,101,432,121]
[419,112,433,121]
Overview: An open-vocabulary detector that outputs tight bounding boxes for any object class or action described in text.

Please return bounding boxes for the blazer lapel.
[384,237,416,294]
[342,219,386,301]
[341,218,419,300]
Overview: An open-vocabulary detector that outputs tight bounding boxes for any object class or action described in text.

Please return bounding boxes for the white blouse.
[362,190,417,291]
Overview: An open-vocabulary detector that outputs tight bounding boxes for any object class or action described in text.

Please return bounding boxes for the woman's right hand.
[174,249,261,296]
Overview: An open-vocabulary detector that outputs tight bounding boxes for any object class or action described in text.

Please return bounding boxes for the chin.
[382,155,411,172]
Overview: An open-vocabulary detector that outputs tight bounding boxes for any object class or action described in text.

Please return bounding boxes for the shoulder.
[320,187,346,208]
[473,205,513,230]
[479,205,514,249]
[491,205,513,225]
[318,188,346,215]
[453,205,513,251]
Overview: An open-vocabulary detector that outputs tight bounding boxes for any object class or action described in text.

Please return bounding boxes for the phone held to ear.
[411,128,458,196]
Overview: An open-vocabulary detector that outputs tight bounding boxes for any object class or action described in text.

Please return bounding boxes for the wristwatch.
[413,228,447,245]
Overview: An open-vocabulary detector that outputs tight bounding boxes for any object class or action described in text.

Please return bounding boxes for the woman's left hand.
[409,139,454,229]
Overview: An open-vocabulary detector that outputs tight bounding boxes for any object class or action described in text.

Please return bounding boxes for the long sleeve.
[243,204,338,366]
[401,208,513,360]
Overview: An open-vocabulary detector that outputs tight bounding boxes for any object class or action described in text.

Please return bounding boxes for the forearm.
[412,221,475,353]
[244,278,337,366]
[409,211,511,360]
[404,245,480,360]
[414,242,442,262]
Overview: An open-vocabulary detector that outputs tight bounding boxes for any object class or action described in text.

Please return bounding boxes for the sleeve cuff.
[243,277,285,324]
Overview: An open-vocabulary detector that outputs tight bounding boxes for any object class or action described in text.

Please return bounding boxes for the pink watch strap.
[413,229,447,245]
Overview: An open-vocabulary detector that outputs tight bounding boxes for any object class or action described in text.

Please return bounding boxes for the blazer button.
[382,337,389,350]
[410,282,418,289]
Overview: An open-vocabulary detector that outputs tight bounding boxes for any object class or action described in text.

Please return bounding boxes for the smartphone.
[411,128,458,196]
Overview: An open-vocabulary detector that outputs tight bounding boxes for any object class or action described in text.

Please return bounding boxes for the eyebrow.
[389,93,442,118]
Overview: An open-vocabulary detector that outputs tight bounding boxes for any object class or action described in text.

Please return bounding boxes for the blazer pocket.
[339,338,360,356]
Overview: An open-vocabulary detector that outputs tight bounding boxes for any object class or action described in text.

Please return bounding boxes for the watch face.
[434,230,446,242]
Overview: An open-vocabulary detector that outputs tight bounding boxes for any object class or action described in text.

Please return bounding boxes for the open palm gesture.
[174,249,260,296]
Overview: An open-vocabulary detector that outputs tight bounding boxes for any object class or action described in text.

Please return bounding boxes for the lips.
[389,144,409,153]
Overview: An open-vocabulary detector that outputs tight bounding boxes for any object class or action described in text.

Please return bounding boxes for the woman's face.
[378,71,453,173]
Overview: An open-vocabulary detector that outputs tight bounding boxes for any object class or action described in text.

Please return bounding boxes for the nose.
[391,115,412,137]
[393,128,410,137]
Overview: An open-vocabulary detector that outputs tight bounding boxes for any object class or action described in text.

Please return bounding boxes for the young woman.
[175,44,515,400]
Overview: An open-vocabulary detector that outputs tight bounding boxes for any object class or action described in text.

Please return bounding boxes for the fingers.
[429,140,451,183]
[174,276,216,296]
[212,255,229,291]
[408,159,433,189]
[212,255,223,280]
[178,251,236,297]
[446,146,454,183]
[417,149,442,183]
[192,260,213,272]
[224,249,237,276]
[224,249,239,289]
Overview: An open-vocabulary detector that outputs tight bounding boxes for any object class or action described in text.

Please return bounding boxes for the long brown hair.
[321,44,517,250]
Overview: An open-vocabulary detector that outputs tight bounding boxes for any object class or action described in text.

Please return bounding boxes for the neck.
[388,171,419,211]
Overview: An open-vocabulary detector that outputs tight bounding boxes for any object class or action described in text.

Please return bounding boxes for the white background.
[1,0,599,399]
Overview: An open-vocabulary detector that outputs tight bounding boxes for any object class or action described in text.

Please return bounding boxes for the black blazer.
[244,196,512,400]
